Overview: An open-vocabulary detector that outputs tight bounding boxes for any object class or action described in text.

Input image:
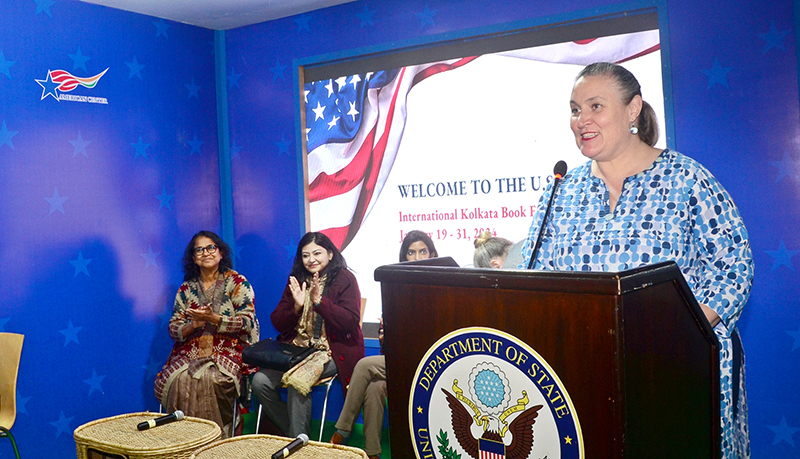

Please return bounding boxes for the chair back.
[0,333,24,430]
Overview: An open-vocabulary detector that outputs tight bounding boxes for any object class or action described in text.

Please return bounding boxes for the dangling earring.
[630,123,639,135]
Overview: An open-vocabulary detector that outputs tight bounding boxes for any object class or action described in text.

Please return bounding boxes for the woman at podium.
[520,62,753,458]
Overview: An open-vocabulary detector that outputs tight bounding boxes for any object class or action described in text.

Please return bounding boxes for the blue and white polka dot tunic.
[520,149,753,458]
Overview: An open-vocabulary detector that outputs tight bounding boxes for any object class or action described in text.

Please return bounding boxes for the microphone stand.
[527,164,566,270]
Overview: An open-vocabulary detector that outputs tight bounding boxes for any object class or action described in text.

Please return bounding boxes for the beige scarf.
[282,274,333,395]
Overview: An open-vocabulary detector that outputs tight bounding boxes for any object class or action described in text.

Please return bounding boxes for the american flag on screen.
[305,57,478,249]
[306,30,660,249]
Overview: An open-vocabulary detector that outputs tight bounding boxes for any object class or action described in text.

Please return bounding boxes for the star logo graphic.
[69,132,91,158]
[156,187,174,210]
[59,319,83,346]
[786,324,800,351]
[356,5,375,27]
[35,70,61,101]
[0,51,16,79]
[50,411,75,438]
[416,4,437,28]
[701,59,733,89]
[768,152,800,181]
[153,19,171,38]
[68,47,91,72]
[270,59,286,82]
[131,135,150,159]
[276,134,292,156]
[230,140,243,160]
[767,416,800,447]
[35,0,55,17]
[69,250,92,277]
[228,68,242,89]
[294,13,312,32]
[44,188,68,215]
[284,242,297,261]
[187,133,203,155]
[126,55,145,79]
[143,356,163,379]
[83,368,106,396]
[141,245,161,268]
[765,239,798,271]
[0,120,19,150]
[16,390,31,415]
[186,77,200,99]
[758,21,790,53]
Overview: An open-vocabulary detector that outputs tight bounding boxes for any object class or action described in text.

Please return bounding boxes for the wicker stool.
[190,434,369,459]
[74,412,221,459]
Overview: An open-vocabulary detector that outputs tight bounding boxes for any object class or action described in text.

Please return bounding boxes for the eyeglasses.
[193,245,218,256]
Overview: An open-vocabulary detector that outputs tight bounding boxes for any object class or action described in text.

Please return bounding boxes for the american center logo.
[35,68,109,104]
[409,327,584,459]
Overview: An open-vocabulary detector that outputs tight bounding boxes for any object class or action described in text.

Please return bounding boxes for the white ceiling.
[78,0,356,30]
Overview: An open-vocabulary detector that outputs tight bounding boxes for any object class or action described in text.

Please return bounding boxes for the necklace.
[203,277,218,307]
[198,272,221,310]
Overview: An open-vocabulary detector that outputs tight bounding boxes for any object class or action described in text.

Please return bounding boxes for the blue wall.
[0,0,798,457]
[0,0,220,457]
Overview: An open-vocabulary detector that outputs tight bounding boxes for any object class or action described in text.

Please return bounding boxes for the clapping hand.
[186,305,215,329]
[289,273,322,314]
[288,276,307,313]
[308,272,322,306]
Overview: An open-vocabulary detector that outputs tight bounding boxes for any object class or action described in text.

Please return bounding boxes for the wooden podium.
[374,259,720,458]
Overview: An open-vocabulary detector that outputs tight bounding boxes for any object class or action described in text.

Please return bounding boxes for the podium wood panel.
[375,260,719,459]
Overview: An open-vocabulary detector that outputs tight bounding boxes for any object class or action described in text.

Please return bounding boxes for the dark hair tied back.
[577,62,659,147]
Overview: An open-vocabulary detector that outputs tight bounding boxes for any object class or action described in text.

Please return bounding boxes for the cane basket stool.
[74,412,221,459]
[190,434,369,459]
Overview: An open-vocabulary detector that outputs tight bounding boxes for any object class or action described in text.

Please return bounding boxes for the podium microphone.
[527,160,567,270]
[271,433,309,459]
[136,410,185,431]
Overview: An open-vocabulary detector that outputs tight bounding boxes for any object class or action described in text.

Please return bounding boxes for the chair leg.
[1,428,21,459]
[252,376,335,439]
[318,376,336,441]
[231,399,238,437]
[256,403,262,434]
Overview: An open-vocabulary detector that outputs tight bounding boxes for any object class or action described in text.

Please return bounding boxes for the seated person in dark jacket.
[252,232,364,438]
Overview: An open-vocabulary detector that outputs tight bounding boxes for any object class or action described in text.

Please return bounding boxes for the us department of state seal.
[409,327,584,459]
